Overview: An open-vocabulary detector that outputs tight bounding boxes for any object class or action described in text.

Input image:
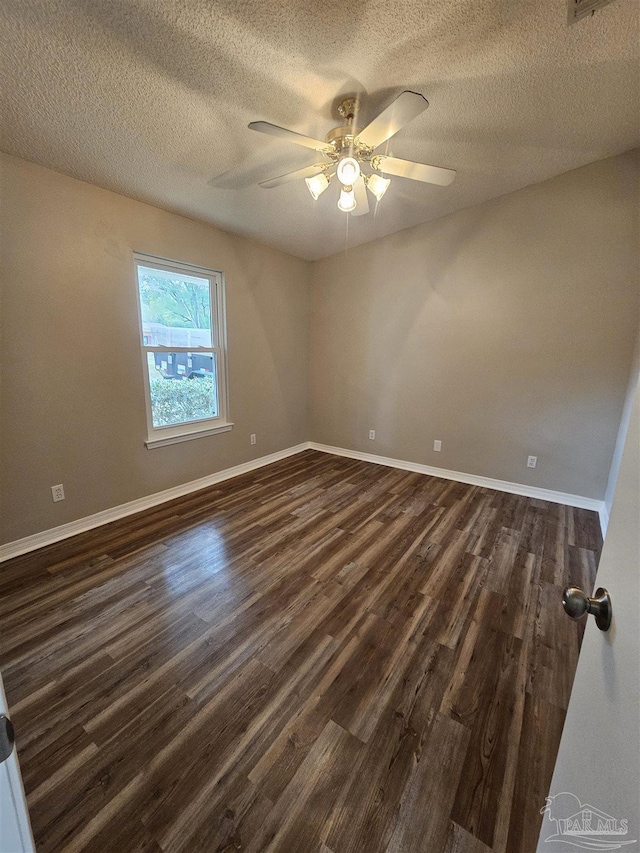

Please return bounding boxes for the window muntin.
[134,255,230,445]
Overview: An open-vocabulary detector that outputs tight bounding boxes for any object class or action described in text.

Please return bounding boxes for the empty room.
[1,1,638,852]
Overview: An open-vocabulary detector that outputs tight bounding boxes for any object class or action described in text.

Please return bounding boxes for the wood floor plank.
[0,450,600,853]
[244,719,363,853]
[324,641,456,853]
[385,712,471,853]
[506,693,567,853]
[174,775,273,853]
[527,581,582,709]
[485,527,523,595]
[445,623,524,848]
[443,821,494,853]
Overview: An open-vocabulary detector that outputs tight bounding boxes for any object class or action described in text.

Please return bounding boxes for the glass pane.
[137,265,213,348]
[146,352,218,428]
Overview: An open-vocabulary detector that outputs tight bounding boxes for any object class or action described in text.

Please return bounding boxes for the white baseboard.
[0,443,311,562]
[309,442,605,518]
[1,440,607,563]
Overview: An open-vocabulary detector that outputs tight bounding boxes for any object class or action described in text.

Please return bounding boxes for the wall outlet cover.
[51,484,65,502]
[433,440,442,452]
[369,430,375,440]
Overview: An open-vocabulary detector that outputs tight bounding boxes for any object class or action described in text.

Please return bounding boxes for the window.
[134,254,231,448]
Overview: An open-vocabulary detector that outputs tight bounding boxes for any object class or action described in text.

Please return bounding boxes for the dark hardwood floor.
[0,450,601,853]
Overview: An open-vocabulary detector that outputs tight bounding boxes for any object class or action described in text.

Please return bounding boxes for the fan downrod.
[326,96,364,154]
[337,97,359,122]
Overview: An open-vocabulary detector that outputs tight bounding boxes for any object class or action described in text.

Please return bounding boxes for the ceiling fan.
[248,91,456,216]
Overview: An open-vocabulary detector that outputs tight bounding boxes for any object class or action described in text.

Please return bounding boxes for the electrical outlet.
[527,455,537,469]
[433,440,442,452]
[369,429,375,440]
[51,484,65,502]
[250,434,256,446]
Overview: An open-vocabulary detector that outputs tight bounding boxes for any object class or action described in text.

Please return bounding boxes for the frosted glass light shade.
[336,157,361,186]
[365,173,390,200]
[337,185,356,212]
[305,172,330,200]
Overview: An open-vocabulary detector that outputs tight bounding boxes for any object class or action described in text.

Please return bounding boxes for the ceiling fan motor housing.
[325,124,364,153]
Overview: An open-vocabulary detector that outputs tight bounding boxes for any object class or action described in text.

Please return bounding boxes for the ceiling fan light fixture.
[249,91,457,216]
[336,157,360,186]
[337,185,356,212]
[305,172,330,200]
[365,173,391,201]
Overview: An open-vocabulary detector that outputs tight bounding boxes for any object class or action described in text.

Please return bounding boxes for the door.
[0,674,35,853]
[537,378,639,851]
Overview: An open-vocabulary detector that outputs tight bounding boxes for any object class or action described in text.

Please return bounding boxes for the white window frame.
[133,252,232,449]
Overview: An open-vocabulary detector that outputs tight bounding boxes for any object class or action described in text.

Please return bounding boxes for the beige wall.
[0,154,312,543]
[310,151,639,499]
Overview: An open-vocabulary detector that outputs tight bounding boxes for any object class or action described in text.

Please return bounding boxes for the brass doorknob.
[562,586,612,631]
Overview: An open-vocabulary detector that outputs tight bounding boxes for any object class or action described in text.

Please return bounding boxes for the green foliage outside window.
[149,376,217,427]
[139,273,211,330]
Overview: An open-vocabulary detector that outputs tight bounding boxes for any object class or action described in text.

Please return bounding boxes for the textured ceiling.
[1,0,638,260]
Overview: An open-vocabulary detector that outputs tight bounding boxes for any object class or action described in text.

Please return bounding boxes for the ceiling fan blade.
[351,176,370,216]
[356,91,429,150]
[375,155,456,186]
[258,163,328,189]
[249,121,333,153]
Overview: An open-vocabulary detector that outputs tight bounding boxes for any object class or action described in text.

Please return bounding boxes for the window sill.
[145,422,234,449]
